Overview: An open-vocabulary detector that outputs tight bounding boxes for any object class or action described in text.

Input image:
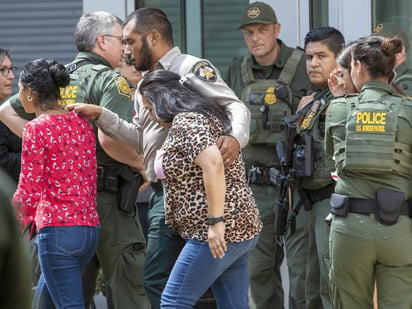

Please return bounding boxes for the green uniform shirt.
[0,169,32,309]
[326,81,412,200]
[394,62,412,97]
[10,51,132,167]
[226,39,313,168]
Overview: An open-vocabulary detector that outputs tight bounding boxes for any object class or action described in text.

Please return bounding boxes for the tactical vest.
[327,95,356,174]
[395,72,412,98]
[240,49,303,145]
[58,62,110,108]
[342,93,412,176]
[299,91,336,189]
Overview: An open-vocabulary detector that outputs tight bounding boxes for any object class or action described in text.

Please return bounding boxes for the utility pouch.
[375,189,404,225]
[269,167,280,187]
[329,193,349,217]
[105,168,119,193]
[298,189,313,211]
[118,166,144,214]
[97,166,105,191]
[247,166,269,185]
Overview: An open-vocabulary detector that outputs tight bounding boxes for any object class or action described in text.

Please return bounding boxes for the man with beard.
[0,11,149,309]
[67,7,251,309]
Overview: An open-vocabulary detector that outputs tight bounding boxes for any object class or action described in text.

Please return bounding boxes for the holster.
[375,189,404,225]
[293,133,314,178]
[329,193,349,217]
[97,166,119,192]
[118,165,144,214]
[297,189,312,211]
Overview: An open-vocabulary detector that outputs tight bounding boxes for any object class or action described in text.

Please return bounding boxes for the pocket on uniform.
[249,119,258,143]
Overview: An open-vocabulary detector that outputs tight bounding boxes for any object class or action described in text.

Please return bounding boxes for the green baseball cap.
[240,1,277,28]
[371,22,409,52]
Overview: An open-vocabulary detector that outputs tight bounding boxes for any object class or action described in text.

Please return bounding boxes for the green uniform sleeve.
[90,70,133,123]
[0,170,32,309]
[9,94,35,120]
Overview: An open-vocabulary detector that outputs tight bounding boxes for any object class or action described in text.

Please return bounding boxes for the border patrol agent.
[295,27,344,309]
[325,35,412,308]
[0,12,149,309]
[371,22,412,97]
[226,2,314,308]
[67,8,251,309]
[0,168,32,309]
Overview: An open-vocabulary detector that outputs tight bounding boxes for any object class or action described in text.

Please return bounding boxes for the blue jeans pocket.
[54,227,88,256]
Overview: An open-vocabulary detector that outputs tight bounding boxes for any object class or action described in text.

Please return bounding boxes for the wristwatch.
[207,216,224,225]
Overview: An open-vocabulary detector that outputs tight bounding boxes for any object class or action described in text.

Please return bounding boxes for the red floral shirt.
[13,112,99,230]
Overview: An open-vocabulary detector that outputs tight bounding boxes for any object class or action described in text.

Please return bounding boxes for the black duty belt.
[304,183,335,204]
[150,181,163,192]
[348,198,410,216]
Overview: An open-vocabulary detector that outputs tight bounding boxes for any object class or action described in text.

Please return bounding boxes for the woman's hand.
[328,69,347,97]
[208,222,227,259]
[66,103,103,120]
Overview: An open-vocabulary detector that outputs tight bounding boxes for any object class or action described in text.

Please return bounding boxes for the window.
[137,0,248,77]
[372,0,412,67]
[310,0,328,28]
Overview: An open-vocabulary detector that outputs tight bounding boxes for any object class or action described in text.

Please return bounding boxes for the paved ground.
[93,254,289,309]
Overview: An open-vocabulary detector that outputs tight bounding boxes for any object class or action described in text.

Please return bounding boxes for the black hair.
[124,8,173,45]
[20,58,70,110]
[139,70,231,134]
[351,35,402,79]
[304,26,345,57]
[337,42,355,70]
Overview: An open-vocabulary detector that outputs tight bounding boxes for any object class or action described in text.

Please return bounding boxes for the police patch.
[192,61,217,82]
[264,87,277,105]
[114,76,131,98]
[248,7,261,19]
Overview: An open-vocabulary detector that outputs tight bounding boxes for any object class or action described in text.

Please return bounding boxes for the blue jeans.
[33,225,100,309]
[161,236,259,309]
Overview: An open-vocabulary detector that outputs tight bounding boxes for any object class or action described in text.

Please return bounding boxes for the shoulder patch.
[192,61,217,82]
[114,76,131,98]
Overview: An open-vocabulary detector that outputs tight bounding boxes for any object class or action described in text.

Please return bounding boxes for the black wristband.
[207,216,224,225]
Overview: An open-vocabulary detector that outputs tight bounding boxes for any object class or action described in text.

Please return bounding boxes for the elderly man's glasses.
[0,66,16,77]
[104,34,124,43]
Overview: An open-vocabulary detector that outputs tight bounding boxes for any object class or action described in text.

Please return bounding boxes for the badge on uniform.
[192,61,217,82]
[264,87,277,105]
[114,76,131,98]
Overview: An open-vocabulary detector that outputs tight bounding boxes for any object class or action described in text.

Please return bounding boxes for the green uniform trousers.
[285,203,310,309]
[305,198,332,309]
[249,184,308,309]
[330,213,412,309]
[143,189,185,309]
[95,190,149,308]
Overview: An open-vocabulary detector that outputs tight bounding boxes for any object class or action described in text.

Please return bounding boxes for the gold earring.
[27,95,32,102]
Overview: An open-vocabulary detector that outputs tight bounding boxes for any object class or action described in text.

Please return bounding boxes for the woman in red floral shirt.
[12,58,99,309]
